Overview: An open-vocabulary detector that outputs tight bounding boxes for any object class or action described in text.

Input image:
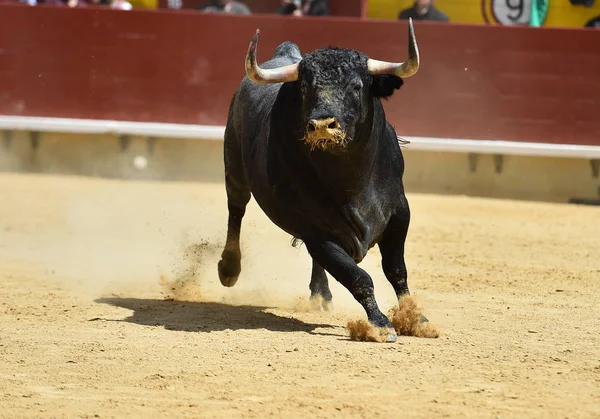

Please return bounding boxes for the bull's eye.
[351,81,363,92]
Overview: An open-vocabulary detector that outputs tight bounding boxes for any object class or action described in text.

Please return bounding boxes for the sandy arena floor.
[0,172,598,418]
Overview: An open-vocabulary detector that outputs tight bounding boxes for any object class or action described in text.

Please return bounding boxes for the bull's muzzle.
[303,118,346,151]
[307,117,340,135]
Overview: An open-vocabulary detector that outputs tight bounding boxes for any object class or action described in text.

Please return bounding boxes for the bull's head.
[245,19,419,151]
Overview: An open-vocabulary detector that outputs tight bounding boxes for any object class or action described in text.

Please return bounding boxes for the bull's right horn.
[367,18,420,78]
[245,29,300,84]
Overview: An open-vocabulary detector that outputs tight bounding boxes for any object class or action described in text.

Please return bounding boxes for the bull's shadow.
[95,297,339,336]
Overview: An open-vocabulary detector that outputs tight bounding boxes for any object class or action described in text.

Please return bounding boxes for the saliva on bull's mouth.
[302,134,348,152]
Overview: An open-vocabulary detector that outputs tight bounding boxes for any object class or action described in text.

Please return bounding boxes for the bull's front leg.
[218,172,251,287]
[218,203,245,287]
[378,205,411,298]
[378,201,428,323]
[305,239,396,342]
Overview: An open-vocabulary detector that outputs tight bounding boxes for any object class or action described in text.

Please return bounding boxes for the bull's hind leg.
[309,260,333,311]
[306,240,396,342]
[218,127,251,287]
[378,199,428,322]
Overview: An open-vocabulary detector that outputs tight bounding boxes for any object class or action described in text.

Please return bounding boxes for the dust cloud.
[389,295,440,338]
[158,239,331,315]
[346,319,391,343]
[347,295,440,342]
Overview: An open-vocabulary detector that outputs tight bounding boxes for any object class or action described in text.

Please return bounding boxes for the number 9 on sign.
[486,0,532,26]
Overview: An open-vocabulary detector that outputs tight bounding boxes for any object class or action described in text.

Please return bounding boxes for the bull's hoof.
[419,314,429,323]
[347,322,397,343]
[309,294,333,312]
[370,326,397,343]
[218,271,239,287]
[383,328,398,343]
[370,316,397,343]
[218,251,241,287]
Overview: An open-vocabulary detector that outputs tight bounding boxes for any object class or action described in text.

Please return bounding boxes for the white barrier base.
[1,115,600,159]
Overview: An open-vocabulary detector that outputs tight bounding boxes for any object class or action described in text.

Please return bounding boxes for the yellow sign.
[367,0,600,27]
[129,0,158,8]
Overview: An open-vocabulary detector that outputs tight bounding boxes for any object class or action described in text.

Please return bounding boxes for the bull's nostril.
[308,121,316,132]
[328,121,338,129]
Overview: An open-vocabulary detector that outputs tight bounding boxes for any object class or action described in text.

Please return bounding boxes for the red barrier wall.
[1,4,599,146]
[156,0,364,18]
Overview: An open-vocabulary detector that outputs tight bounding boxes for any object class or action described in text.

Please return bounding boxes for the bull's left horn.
[245,29,300,84]
[367,18,420,78]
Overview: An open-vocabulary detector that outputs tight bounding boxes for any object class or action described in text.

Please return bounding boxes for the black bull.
[217,19,426,342]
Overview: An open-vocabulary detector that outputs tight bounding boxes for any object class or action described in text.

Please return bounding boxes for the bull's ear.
[371,75,404,99]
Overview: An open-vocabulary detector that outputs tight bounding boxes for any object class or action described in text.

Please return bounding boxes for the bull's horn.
[367,18,420,78]
[245,29,300,84]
